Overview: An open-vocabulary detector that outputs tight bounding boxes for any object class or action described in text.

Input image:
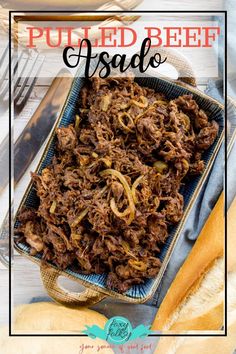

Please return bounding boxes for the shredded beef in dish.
[15,77,219,293]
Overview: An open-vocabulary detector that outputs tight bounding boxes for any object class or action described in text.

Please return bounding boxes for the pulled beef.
[15,77,219,293]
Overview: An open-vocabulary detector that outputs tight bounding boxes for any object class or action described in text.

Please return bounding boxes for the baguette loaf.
[228,195,236,273]
[152,193,224,331]
[0,302,114,354]
[153,194,236,353]
[154,271,236,354]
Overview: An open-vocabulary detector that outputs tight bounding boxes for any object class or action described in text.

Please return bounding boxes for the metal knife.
[14,70,73,184]
[0,69,73,192]
[0,69,73,267]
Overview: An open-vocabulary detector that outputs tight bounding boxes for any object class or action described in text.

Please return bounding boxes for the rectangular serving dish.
[14,71,224,304]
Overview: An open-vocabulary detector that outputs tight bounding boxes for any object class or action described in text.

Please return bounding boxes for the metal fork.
[14,50,45,114]
[0,45,10,112]
[0,46,45,114]
[0,49,44,267]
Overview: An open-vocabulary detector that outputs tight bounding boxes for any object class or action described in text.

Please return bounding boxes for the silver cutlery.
[14,50,45,114]
[0,45,10,112]
[0,46,45,114]
[0,69,73,268]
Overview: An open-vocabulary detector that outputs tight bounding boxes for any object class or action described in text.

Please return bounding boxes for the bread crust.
[152,193,224,331]
[170,302,223,331]
[0,302,114,354]
[228,196,236,272]
[154,320,236,354]
[153,194,236,353]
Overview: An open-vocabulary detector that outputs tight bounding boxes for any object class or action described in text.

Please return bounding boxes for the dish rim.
[14,74,224,303]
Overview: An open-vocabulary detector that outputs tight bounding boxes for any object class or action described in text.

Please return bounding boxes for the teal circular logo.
[104,316,132,344]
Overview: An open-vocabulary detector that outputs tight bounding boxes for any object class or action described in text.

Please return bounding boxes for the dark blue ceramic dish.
[14,72,224,304]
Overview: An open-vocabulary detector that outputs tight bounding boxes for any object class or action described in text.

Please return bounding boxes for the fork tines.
[0,46,45,114]
[0,45,9,110]
[14,50,45,114]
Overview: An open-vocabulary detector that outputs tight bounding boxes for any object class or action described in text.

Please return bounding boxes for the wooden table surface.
[0,9,224,327]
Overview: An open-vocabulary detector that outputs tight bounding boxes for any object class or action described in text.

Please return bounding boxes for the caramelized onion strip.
[71,208,89,228]
[110,198,131,218]
[100,169,135,224]
[130,95,148,108]
[118,112,135,133]
[49,200,57,214]
[134,106,155,123]
[128,259,147,271]
[152,99,168,106]
[121,241,138,259]
[131,175,144,204]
